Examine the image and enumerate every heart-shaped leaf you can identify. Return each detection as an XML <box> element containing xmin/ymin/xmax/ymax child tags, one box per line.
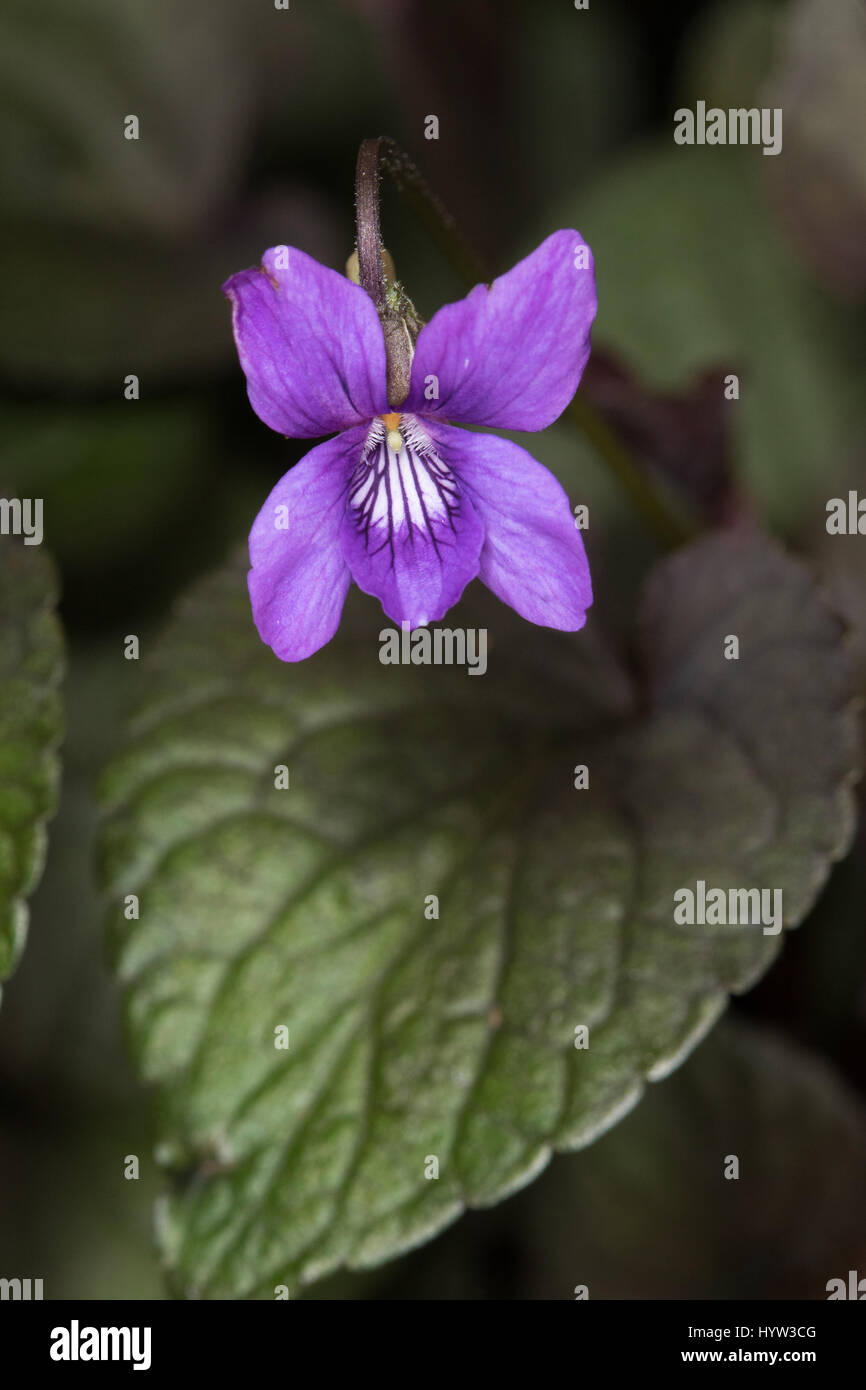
<box><xmin>0</xmin><ymin>534</ymin><xmax>64</xmax><ymax>999</ymax></box>
<box><xmin>375</xmin><ymin>1019</ymin><xmax>866</xmax><ymax>1300</ymax></box>
<box><xmin>98</xmin><ymin>527</ymin><xmax>859</xmax><ymax>1296</ymax></box>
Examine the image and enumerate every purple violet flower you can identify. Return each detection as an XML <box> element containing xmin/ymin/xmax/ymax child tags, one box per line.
<box><xmin>224</xmin><ymin>230</ymin><xmax>597</xmax><ymax>661</ymax></box>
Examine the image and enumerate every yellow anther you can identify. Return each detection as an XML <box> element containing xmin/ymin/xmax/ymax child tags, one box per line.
<box><xmin>381</xmin><ymin>412</ymin><xmax>403</xmax><ymax>453</ymax></box>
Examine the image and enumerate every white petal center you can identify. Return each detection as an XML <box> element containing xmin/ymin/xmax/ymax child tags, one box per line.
<box><xmin>348</xmin><ymin>415</ymin><xmax>459</xmax><ymax>548</ymax></box>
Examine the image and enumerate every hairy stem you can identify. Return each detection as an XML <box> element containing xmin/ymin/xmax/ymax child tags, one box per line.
<box><xmin>355</xmin><ymin>139</ymin><xmax>387</xmax><ymax>308</ymax></box>
<box><xmin>355</xmin><ymin>137</ymin><xmax>487</xmax><ymax>299</ymax></box>
<box><xmin>355</xmin><ymin>136</ymin><xmax>696</xmax><ymax>545</ymax></box>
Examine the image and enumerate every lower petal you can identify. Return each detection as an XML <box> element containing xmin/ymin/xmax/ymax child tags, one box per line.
<box><xmin>248</xmin><ymin>428</ymin><xmax>363</xmax><ymax>661</ymax></box>
<box><xmin>434</xmin><ymin>424</ymin><xmax>592</xmax><ymax>630</ymax></box>
<box><xmin>340</xmin><ymin>416</ymin><xmax>483</xmax><ymax>626</ymax></box>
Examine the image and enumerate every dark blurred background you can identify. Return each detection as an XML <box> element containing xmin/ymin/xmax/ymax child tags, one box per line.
<box><xmin>0</xmin><ymin>0</ymin><xmax>864</xmax><ymax>1298</ymax></box>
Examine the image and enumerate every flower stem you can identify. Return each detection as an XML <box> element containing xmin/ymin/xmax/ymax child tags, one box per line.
<box><xmin>355</xmin><ymin>137</ymin><xmax>487</xmax><ymax>302</ymax></box>
<box><xmin>355</xmin><ymin>137</ymin><xmax>697</xmax><ymax>547</ymax></box>
<box><xmin>354</xmin><ymin>140</ymin><xmax>387</xmax><ymax>308</ymax></box>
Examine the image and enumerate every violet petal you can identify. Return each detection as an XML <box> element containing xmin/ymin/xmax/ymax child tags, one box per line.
<box><xmin>435</xmin><ymin>423</ymin><xmax>592</xmax><ymax>630</ymax></box>
<box><xmin>404</xmin><ymin>230</ymin><xmax>597</xmax><ymax>432</ymax></box>
<box><xmin>224</xmin><ymin>247</ymin><xmax>389</xmax><ymax>439</ymax></box>
<box><xmin>248</xmin><ymin>427</ymin><xmax>365</xmax><ymax>661</ymax></box>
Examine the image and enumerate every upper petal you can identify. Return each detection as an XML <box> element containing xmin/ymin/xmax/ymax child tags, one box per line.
<box><xmin>435</xmin><ymin>424</ymin><xmax>592</xmax><ymax>631</ymax></box>
<box><xmin>224</xmin><ymin>247</ymin><xmax>389</xmax><ymax>439</ymax></box>
<box><xmin>340</xmin><ymin>416</ymin><xmax>483</xmax><ymax>627</ymax></box>
<box><xmin>248</xmin><ymin>427</ymin><xmax>365</xmax><ymax>661</ymax></box>
<box><xmin>404</xmin><ymin>230</ymin><xmax>597</xmax><ymax>431</ymax></box>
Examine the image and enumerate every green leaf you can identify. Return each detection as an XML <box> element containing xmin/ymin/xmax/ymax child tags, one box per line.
<box><xmin>559</xmin><ymin>144</ymin><xmax>863</xmax><ymax>530</ymax></box>
<box><xmin>375</xmin><ymin>1019</ymin><xmax>866</xmax><ymax>1300</ymax></box>
<box><xmin>97</xmin><ymin>528</ymin><xmax>858</xmax><ymax>1297</ymax></box>
<box><xmin>0</xmin><ymin>534</ymin><xmax>64</xmax><ymax>996</ymax></box>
